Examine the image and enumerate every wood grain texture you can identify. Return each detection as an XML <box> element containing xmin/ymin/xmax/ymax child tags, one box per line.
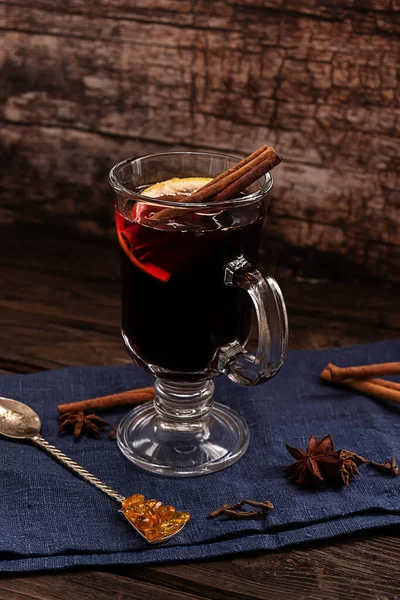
<box><xmin>0</xmin><ymin>223</ymin><xmax>399</xmax><ymax>599</ymax></box>
<box><xmin>1</xmin><ymin>1</ymin><xmax>399</xmax><ymax>281</ymax></box>
<box><xmin>2</xmin><ymin>534</ymin><xmax>400</xmax><ymax>600</ymax></box>
<box><xmin>0</xmin><ymin>571</ymin><xmax>214</xmax><ymax>600</ymax></box>
<box><xmin>126</xmin><ymin>534</ymin><xmax>400</xmax><ymax>600</ymax></box>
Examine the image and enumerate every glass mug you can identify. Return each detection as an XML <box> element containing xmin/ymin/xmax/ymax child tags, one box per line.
<box><xmin>109</xmin><ymin>152</ymin><xmax>288</xmax><ymax>476</ymax></box>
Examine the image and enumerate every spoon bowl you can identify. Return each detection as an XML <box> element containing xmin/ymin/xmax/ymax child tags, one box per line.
<box><xmin>0</xmin><ymin>397</ymin><xmax>41</xmax><ymax>439</ymax></box>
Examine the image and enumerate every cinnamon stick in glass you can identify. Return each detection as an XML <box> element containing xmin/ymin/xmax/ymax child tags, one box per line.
<box><xmin>195</xmin><ymin>144</ymin><xmax>270</xmax><ymax>190</ymax></box>
<box><xmin>150</xmin><ymin>145</ymin><xmax>281</xmax><ymax>222</ymax></box>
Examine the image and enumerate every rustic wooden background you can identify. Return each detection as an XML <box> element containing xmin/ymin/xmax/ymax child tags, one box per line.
<box><xmin>1</xmin><ymin>0</ymin><xmax>399</xmax><ymax>281</ymax></box>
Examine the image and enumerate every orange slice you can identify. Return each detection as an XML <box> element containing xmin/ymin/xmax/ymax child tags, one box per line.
<box><xmin>117</xmin><ymin>222</ymin><xmax>171</xmax><ymax>283</ymax></box>
<box><xmin>116</xmin><ymin>177</ymin><xmax>212</xmax><ymax>282</ymax></box>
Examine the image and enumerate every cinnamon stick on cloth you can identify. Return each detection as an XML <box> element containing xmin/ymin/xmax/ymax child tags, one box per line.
<box><xmin>327</xmin><ymin>362</ymin><xmax>400</xmax><ymax>381</ymax></box>
<box><xmin>58</xmin><ymin>387</ymin><xmax>155</xmax><ymax>415</ymax></box>
<box><xmin>320</xmin><ymin>365</ymin><xmax>400</xmax><ymax>406</ymax></box>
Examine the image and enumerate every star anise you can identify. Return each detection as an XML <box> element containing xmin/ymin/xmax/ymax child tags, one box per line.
<box><xmin>58</xmin><ymin>411</ymin><xmax>110</xmax><ymax>439</ymax></box>
<box><xmin>284</xmin><ymin>434</ymin><xmax>341</xmax><ymax>486</ymax></box>
<box><xmin>284</xmin><ymin>434</ymin><xmax>366</xmax><ymax>487</ymax></box>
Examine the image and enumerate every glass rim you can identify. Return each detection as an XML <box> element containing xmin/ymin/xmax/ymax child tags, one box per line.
<box><xmin>109</xmin><ymin>151</ymin><xmax>274</xmax><ymax>209</ymax></box>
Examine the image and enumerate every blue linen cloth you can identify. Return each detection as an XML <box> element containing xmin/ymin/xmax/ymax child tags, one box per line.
<box><xmin>0</xmin><ymin>339</ymin><xmax>399</xmax><ymax>573</ymax></box>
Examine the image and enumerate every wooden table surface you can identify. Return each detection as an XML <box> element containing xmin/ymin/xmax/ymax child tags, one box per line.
<box><xmin>1</xmin><ymin>224</ymin><xmax>399</xmax><ymax>600</ymax></box>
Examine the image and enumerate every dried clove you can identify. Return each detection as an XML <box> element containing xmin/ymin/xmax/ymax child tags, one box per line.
<box><xmin>209</xmin><ymin>499</ymin><xmax>273</xmax><ymax>519</ymax></box>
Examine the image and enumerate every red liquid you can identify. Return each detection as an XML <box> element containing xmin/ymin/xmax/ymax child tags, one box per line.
<box><xmin>116</xmin><ymin>207</ymin><xmax>263</xmax><ymax>374</ymax></box>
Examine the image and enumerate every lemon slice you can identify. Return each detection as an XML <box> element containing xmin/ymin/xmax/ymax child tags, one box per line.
<box><xmin>142</xmin><ymin>177</ymin><xmax>212</xmax><ymax>198</ymax></box>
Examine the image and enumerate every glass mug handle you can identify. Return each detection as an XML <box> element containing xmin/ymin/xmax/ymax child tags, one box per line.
<box><xmin>218</xmin><ymin>257</ymin><xmax>289</xmax><ymax>386</ymax></box>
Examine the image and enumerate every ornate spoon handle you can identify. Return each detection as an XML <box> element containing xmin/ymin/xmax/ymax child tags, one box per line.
<box><xmin>32</xmin><ymin>433</ymin><xmax>125</xmax><ymax>503</ymax></box>
<box><xmin>30</xmin><ymin>433</ymin><xmax>190</xmax><ymax>543</ymax></box>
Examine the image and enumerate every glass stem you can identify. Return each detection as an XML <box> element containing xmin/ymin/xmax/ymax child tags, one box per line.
<box><xmin>154</xmin><ymin>378</ymin><xmax>215</xmax><ymax>428</ymax></box>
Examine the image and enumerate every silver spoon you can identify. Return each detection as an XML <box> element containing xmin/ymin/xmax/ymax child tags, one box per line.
<box><xmin>0</xmin><ymin>397</ymin><xmax>190</xmax><ymax>544</ymax></box>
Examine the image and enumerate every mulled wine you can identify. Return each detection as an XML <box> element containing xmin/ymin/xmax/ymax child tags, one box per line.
<box><xmin>110</xmin><ymin>151</ymin><xmax>288</xmax><ymax>476</ymax></box>
<box><xmin>115</xmin><ymin>206</ymin><xmax>263</xmax><ymax>375</ymax></box>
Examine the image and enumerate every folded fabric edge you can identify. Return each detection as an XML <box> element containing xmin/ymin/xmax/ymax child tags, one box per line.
<box><xmin>2</xmin><ymin>503</ymin><xmax>399</xmax><ymax>559</ymax></box>
<box><xmin>1</xmin><ymin>512</ymin><xmax>399</xmax><ymax>574</ymax></box>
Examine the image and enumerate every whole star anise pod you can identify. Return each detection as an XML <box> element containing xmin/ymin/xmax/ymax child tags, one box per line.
<box><xmin>284</xmin><ymin>434</ymin><xmax>366</xmax><ymax>487</ymax></box>
<box><xmin>284</xmin><ymin>434</ymin><xmax>341</xmax><ymax>486</ymax></box>
<box><xmin>58</xmin><ymin>411</ymin><xmax>110</xmax><ymax>439</ymax></box>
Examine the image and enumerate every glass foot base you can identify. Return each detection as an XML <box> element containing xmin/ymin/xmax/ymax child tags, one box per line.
<box><xmin>117</xmin><ymin>402</ymin><xmax>249</xmax><ymax>477</ymax></box>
